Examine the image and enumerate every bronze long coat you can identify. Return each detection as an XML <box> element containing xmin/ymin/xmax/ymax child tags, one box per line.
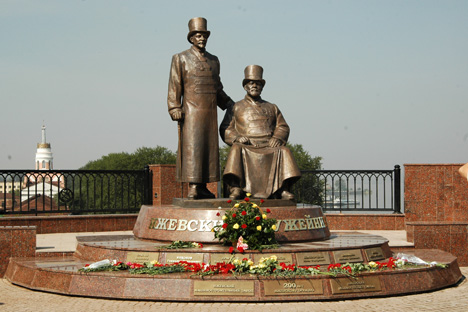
<box><xmin>220</xmin><ymin>95</ymin><xmax>301</xmax><ymax>198</ymax></box>
<box><xmin>168</xmin><ymin>46</ymin><xmax>232</xmax><ymax>183</ymax></box>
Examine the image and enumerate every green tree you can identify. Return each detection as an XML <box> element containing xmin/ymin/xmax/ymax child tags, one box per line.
<box><xmin>287</xmin><ymin>143</ymin><xmax>323</xmax><ymax>206</ymax></box>
<box><xmin>72</xmin><ymin>146</ymin><xmax>176</xmax><ymax>214</ymax></box>
<box><xmin>80</xmin><ymin>146</ymin><xmax>176</xmax><ymax>170</ymax></box>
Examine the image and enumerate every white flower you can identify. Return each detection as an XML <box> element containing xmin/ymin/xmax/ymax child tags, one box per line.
<box><xmin>86</xmin><ymin>259</ymin><xmax>111</xmax><ymax>269</ymax></box>
<box><xmin>395</xmin><ymin>259</ymin><xmax>406</xmax><ymax>268</ymax></box>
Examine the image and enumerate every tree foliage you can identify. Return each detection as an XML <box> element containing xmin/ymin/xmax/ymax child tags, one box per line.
<box><xmin>70</xmin><ymin>146</ymin><xmax>176</xmax><ymax>214</ymax></box>
<box><xmin>80</xmin><ymin>146</ymin><xmax>176</xmax><ymax>170</ymax></box>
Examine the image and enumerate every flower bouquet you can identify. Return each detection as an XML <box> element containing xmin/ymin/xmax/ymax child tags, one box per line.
<box><xmin>212</xmin><ymin>194</ymin><xmax>278</xmax><ymax>251</ymax></box>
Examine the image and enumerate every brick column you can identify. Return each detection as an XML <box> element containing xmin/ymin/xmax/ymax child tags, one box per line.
<box><xmin>0</xmin><ymin>226</ymin><xmax>36</xmax><ymax>277</ymax></box>
<box><xmin>148</xmin><ymin>164</ymin><xmax>218</xmax><ymax>206</ymax></box>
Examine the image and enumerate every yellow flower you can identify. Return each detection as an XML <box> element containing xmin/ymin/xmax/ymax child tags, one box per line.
<box><xmin>233</xmin><ymin>259</ymin><xmax>241</xmax><ymax>265</ymax></box>
<box><xmin>246</xmin><ymin>193</ymin><xmax>251</xmax><ymax>197</ymax></box>
<box><xmin>233</xmin><ymin>223</ymin><xmax>239</xmax><ymax>229</ymax></box>
<box><xmin>247</xmin><ymin>259</ymin><xmax>254</xmax><ymax>266</ymax></box>
<box><xmin>150</xmin><ymin>260</ymin><xmax>159</xmax><ymax>266</ymax></box>
<box><xmin>211</xmin><ymin>228</ymin><xmax>214</xmax><ymax>232</ymax></box>
<box><xmin>257</xmin><ymin>225</ymin><xmax>262</xmax><ymax>231</ymax></box>
<box><xmin>271</xmin><ymin>224</ymin><xmax>277</xmax><ymax>230</ymax></box>
<box><xmin>252</xmin><ymin>203</ymin><xmax>258</xmax><ymax>208</ymax></box>
<box><xmin>234</xmin><ymin>203</ymin><xmax>240</xmax><ymax>208</ymax></box>
<box><xmin>222</xmin><ymin>215</ymin><xmax>227</xmax><ymax>220</ymax></box>
<box><xmin>368</xmin><ymin>261</ymin><xmax>378</xmax><ymax>268</ymax></box>
<box><xmin>262</xmin><ymin>214</ymin><xmax>267</xmax><ymax>219</ymax></box>
<box><xmin>270</xmin><ymin>255</ymin><xmax>277</xmax><ymax>261</ymax></box>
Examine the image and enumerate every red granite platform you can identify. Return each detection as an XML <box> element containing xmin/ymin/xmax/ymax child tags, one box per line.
<box><xmin>5</xmin><ymin>246</ymin><xmax>462</xmax><ymax>302</ymax></box>
<box><xmin>133</xmin><ymin>201</ymin><xmax>330</xmax><ymax>243</ymax></box>
<box><xmin>4</xmin><ymin>200</ymin><xmax>464</xmax><ymax>301</ymax></box>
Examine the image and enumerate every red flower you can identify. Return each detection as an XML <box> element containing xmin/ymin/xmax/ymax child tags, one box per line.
<box><xmin>241</xmin><ymin>211</ymin><xmax>247</xmax><ymax>216</ymax></box>
<box><xmin>222</xmin><ymin>223</ymin><xmax>228</xmax><ymax>229</ymax></box>
<box><xmin>266</xmin><ymin>208</ymin><xmax>271</xmax><ymax>213</ymax></box>
<box><xmin>227</xmin><ymin>199</ymin><xmax>232</xmax><ymax>203</ymax></box>
<box><xmin>237</xmin><ymin>246</ymin><xmax>244</xmax><ymax>253</ymax></box>
<box><xmin>241</xmin><ymin>224</ymin><xmax>247</xmax><ymax>229</ymax></box>
<box><xmin>232</xmin><ymin>213</ymin><xmax>237</xmax><ymax>218</ymax></box>
<box><xmin>260</xmin><ymin>199</ymin><xmax>265</xmax><ymax>203</ymax></box>
<box><xmin>85</xmin><ymin>264</ymin><xmax>90</xmax><ymax>267</ymax></box>
<box><xmin>243</xmin><ymin>258</ymin><xmax>248</xmax><ymax>261</ymax></box>
<box><xmin>229</xmin><ymin>247</ymin><xmax>234</xmax><ymax>254</ymax></box>
<box><xmin>216</xmin><ymin>212</ymin><xmax>220</xmax><ymax>216</ymax></box>
<box><xmin>244</xmin><ymin>197</ymin><xmax>250</xmax><ymax>202</ymax></box>
<box><xmin>198</xmin><ymin>243</ymin><xmax>203</xmax><ymax>248</ymax></box>
<box><xmin>255</xmin><ymin>216</ymin><xmax>261</xmax><ymax>221</ymax></box>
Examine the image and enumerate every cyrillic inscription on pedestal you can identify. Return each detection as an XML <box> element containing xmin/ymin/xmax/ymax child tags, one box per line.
<box><xmin>365</xmin><ymin>247</ymin><xmax>385</xmax><ymax>261</ymax></box>
<box><xmin>126</xmin><ymin>252</ymin><xmax>160</xmax><ymax>264</ymax></box>
<box><xmin>210</xmin><ymin>253</ymin><xmax>252</xmax><ymax>265</ymax></box>
<box><xmin>296</xmin><ymin>252</ymin><xmax>331</xmax><ymax>266</ymax></box>
<box><xmin>255</xmin><ymin>253</ymin><xmax>293</xmax><ymax>265</ymax></box>
<box><xmin>264</xmin><ymin>280</ymin><xmax>323</xmax><ymax>296</ymax></box>
<box><xmin>333</xmin><ymin>249</ymin><xmax>363</xmax><ymax>263</ymax></box>
<box><xmin>165</xmin><ymin>253</ymin><xmax>204</xmax><ymax>264</ymax></box>
<box><xmin>330</xmin><ymin>276</ymin><xmax>381</xmax><ymax>294</ymax></box>
<box><xmin>193</xmin><ymin>281</ymin><xmax>255</xmax><ymax>296</ymax></box>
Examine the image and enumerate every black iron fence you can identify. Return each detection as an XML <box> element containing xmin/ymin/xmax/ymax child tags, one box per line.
<box><xmin>294</xmin><ymin>165</ymin><xmax>401</xmax><ymax>213</ymax></box>
<box><xmin>0</xmin><ymin>165</ymin><xmax>401</xmax><ymax>215</ymax></box>
<box><xmin>0</xmin><ymin>167</ymin><xmax>151</xmax><ymax>215</ymax></box>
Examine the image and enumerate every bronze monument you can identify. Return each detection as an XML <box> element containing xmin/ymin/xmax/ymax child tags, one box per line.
<box><xmin>167</xmin><ymin>17</ymin><xmax>234</xmax><ymax>199</ymax></box>
<box><xmin>220</xmin><ymin>65</ymin><xmax>301</xmax><ymax>200</ymax></box>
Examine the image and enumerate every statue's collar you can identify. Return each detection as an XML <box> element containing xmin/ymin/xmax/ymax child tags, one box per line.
<box><xmin>245</xmin><ymin>95</ymin><xmax>264</xmax><ymax>105</ymax></box>
<box><xmin>190</xmin><ymin>46</ymin><xmax>206</xmax><ymax>60</ymax></box>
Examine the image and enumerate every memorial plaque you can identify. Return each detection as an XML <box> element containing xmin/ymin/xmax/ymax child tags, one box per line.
<box><xmin>165</xmin><ymin>253</ymin><xmax>204</xmax><ymax>264</ymax></box>
<box><xmin>210</xmin><ymin>253</ymin><xmax>252</xmax><ymax>265</ymax></box>
<box><xmin>333</xmin><ymin>249</ymin><xmax>363</xmax><ymax>263</ymax></box>
<box><xmin>264</xmin><ymin>279</ymin><xmax>323</xmax><ymax>296</ymax></box>
<box><xmin>365</xmin><ymin>247</ymin><xmax>385</xmax><ymax>261</ymax></box>
<box><xmin>126</xmin><ymin>252</ymin><xmax>160</xmax><ymax>264</ymax></box>
<box><xmin>193</xmin><ymin>281</ymin><xmax>255</xmax><ymax>296</ymax></box>
<box><xmin>256</xmin><ymin>253</ymin><xmax>293</xmax><ymax>265</ymax></box>
<box><xmin>296</xmin><ymin>252</ymin><xmax>331</xmax><ymax>266</ymax></box>
<box><xmin>330</xmin><ymin>276</ymin><xmax>381</xmax><ymax>294</ymax></box>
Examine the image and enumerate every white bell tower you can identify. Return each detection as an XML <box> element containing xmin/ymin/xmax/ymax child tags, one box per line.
<box><xmin>35</xmin><ymin>125</ymin><xmax>53</xmax><ymax>170</ymax></box>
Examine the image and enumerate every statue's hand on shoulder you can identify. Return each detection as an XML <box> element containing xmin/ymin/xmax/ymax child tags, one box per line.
<box><xmin>170</xmin><ymin>109</ymin><xmax>184</xmax><ymax>121</ymax></box>
<box><xmin>236</xmin><ymin>137</ymin><xmax>251</xmax><ymax>145</ymax></box>
<box><xmin>268</xmin><ymin>137</ymin><xmax>284</xmax><ymax>148</ymax></box>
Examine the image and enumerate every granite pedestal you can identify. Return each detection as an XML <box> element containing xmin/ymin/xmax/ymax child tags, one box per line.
<box><xmin>4</xmin><ymin>200</ymin><xmax>464</xmax><ymax>301</ymax></box>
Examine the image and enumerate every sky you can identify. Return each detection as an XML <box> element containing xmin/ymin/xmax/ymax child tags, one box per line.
<box><xmin>1</xmin><ymin>0</ymin><xmax>467</xmax><ymax>170</ymax></box>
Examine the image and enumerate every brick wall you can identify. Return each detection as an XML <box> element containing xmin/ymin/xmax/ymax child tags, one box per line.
<box><xmin>0</xmin><ymin>226</ymin><xmax>36</xmax><ymax>277</ymax></box>
<box><xmin>405</xmin><ymin>164</ymin><xmax>468</xmax><ymax>222</ymax></box>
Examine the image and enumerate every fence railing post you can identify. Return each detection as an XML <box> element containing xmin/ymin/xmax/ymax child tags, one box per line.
<box><xmin>393</xmin><ymin>165</ymin><xmax>401</xmax><ymax>214</ymax></box>
<box><xmin>143</xmin><ymin>165</ymin><xmax>151</xmax><ymax>205</ymax></box>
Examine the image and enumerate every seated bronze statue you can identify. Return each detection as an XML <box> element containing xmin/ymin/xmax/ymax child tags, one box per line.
<box><xmin>220</xmin><ymin>65</ymin><xmax>301</xmax><ymax>200</ymax></box>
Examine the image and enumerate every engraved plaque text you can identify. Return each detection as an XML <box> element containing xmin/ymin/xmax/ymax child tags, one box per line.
<box><xmin>333</xmin><ymin>249</ymin><xmax>363</xmax><ymax>263</ymax></box>
<box><xmin>194</xmin><ymin>281</ymin><xmax>255</xmax><ymax>296</ymax></box>
<box><xmin>264</xmin><ymin>279</ymin><xmax>323</xmax><ymax>296</ymax></box>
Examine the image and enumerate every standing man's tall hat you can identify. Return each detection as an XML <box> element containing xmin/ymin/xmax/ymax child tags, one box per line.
<box><xmin>243</xmin><ymin>65</ymin><xmax>266</xmax><ymax>87</ymax></box>
<box><xmin>187</xmin><ymin>17</ymin><xmax>211</xmax><ymax>43</ymax></box>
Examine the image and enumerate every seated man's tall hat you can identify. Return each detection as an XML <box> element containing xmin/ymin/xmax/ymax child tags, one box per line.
<box><xmin>187</xmin><ymin>17</ymin><xmax>211</xmax><ymax>43</ymax></box>
<box><xmin>242</xmin><ymin>65</ymin><xmax>266</xmax><ymax>87</ymax></box>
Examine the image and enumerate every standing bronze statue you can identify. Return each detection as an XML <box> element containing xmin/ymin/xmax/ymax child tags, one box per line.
<box><xmin>220</xmin><ymin>65</ymin><xmax>301</xmax><ymax>200</ymax></box>
<box><xmin>168</xmin><ymin>17</ymin><xmax>234</xmax><ymax>199</ymax></box>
